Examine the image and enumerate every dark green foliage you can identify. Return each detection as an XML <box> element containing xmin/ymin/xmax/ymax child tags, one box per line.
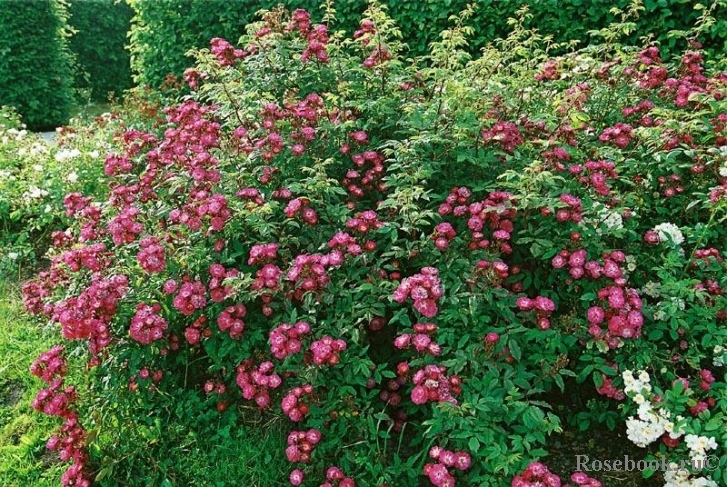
<box><xmin>0</xmin><ymin>0</ymin><xmax>75</xmax><ymax>130</ymax></box>
<box><xmin>68</xmin><ymin>0</ymin><xmax>134</xmax><ymax>102</ymax></box>
<box><xmin>128</xmin><ymin>0</ymin><xmax>727</xmax><ymax>91</ymax></box>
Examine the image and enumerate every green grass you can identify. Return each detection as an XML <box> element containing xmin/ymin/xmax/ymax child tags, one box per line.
<box><xmin>0</xmin><ymin>280</ymin><xmax>66</xmax><ymax>487</ymax></box>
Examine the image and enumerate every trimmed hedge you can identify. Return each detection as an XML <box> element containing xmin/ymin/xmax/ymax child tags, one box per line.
<box><xmin>128</xmin><ymin>0</ymin><xmax>727</xmax><ymax>90</ymax></box>
<box><xmin>68</xmin><ymin>0</ymin><xmax>134</xmax><ymax>102</ymax></box>
<box><xmin>0</xmin><ymin>0</ymin><xmax>75</xmax><ymax>131</ymax></box>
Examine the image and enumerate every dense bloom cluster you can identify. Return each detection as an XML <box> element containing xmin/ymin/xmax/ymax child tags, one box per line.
<box><xmin>137</xmin><ymin>236</ymin><xmax>165</xmax><ymax>273</ymax></box>
<box><xmin>394</xmin><ymin>322</ymin><xmax>441</xmax><ymax>355</ymax></box>
<box><xmin>287</xmin><ymin>253</ymin><xmax>341</xmax><ymax>299</ymax></box>
<box><xmin>598</xmin><ymin>122</ymin><xmax>634</xmax><ymax>148</ymax></box>
<box><xmin>248</xmin><ymin>242</ymin><xmax>280</xmax><ymax>265</ymax></box>
<box><xmin>432</xmin><ymin>222</ymin><xmax>457</xmax><ymax>250</ymax></box>
<box><xmin>285</xmin><ymin>428</ymin><xmax>321</xmax><ymax>463</ymax></box>
<box><xmin>320</xmin><ymin>466</ymin><xmax>355</xmax><ymax>487</ymax></box>
<box><xmin>310</xmin><ymin>336</ymin><xmax>347</xmax><ymax>366</ymax></box>
<box><xmin>481</xmin><ymin>120</ymin><xmax>525</xmax><ymax>153</ymax></box>
<box><xmin>51</xmin><ymin>275</ymin><xmax>128</xmax><ymax>359</ymax></box>
<box><xmin>30</xmin><ymin>345</ymin><xmax>68</xmax><ymax>382</ymax></box>
<box><xmin>210</xmin><ymin>37</ymin><xmax>247</xmax><ymax>66</ymax></box>
<box><xmin>59</xmin><ymin>243</ymin><xmax>108</xmax><ymax>273</ymax></box>
<box><xmin>208</xmin><ymin>263</ymin><xmax>237</xmax><ymax>302</ymax></box>
<box><xmin>515</xmin><ymin>295</ymin><xmax>557</xmax><ymax>331</ymax></box>
<box><xmin>284</xmin><ymin>197</ymin><xmax>319</xmax><ymax>225</ymax></box>
<box><xmin>172</xmin><ymin>279</ymin><xmax>207</xmax><ymax>316</ymax></box>
<box><xmin>129</xmin><ymin>303</ymin><xmax>168</xmax><ymax>345</ymax></box>
<box><xmin>108</xmin><ymin>205</ymin><xmax>143</xmax><ymax>245</ymax></box>
<box><xmin>410</xmin><ymin>365</ymin><xmax>461</xmax><ymax>405</ymax></box>
<box><xmin>236</xmin><ymin>360</ymin><xmax>282</xmax><ymax>408</ymax></box>
<box><xmin>511</xmin><ymin>462</ymin><xmax>563</xmax><ymax>487</ymax></box>
<box><xmin>281</xmin><ymin>384</ymin><xmax>313</xmax><ymax>422</ymax></box>
<box><xmin>270</xmin><ymin>321</ymin><xmax>311</xmax><ymax>359</ymax></box>
<box><xmin>393</xmin><ymin>267</ymin><xmax>443</xmax><ymax>318</ymax></box>
<box><xmin>216</xmin><ymin>304</ymin><xmax>247</xmax><ymax>339</ymax></box>
<box><xmin>423</xmin><ymin>446</ymin><xmax>471</xmax><ymax>486</ymax></box>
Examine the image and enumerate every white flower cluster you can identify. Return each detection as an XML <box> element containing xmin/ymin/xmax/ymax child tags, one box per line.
<box><xmin>585</xmin><ymin>203</ymin><xmax>624</xmax><ymax>234</ymax></box>
<box><xmin>55</xmin><ymin>148</ymin><xmax>82</xmax><ymax>162</ymax></box>
<box><xmin>622</xmin><ymin>370</ymin><xmax>684</xmax><ymax>448</ymax></box>
<box><xmin>664</xmin><ymin>465</ymin><xmax>717</xmax><ymax>487</ymax></box>
<box><xmin>653</xmin><ymin>222</ymin><xmax>685</xmax><ymax>245</ymax></box>
<box><xmin>684</xmin><ymin>434</ymin><xmax>718</xmax><ymax>465</ymax></box>
<box><xmin>22</xmin><ymin>185</ymin><xmax>49</xmax><ymax>201</ymax></box>
<box><xmin>713</xmin><ymin>346</ymin><xmax>725</xmax><ymax>367</ymax></box>
<box><xmin>642</xmin><ymin>281</ymin><xmax>661</xmax><ymax>298</ymax></box>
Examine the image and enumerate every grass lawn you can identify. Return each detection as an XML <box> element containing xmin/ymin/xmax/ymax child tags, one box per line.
<box><xmin>0</xmin><ymin>280</ymin><xmax>65</xmax><ymax>486</ymax></box>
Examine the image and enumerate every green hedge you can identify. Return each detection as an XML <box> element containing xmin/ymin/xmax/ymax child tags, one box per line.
<box><xmin>128</xmin><ymin>0</ymin><xmax>727</xmax><ymax>90</ymax></box>
<box><xmin>0</xmin><ymin>0</ymin><xmax>75</xmax><ymax>131</ymax></box>
<box><xmin>68</xmin><ymin>0</ymin><xmax>134</xmax><ymax>102</ymax></box>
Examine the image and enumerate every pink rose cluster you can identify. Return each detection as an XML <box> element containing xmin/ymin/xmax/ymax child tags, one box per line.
<box><xmin>59</xmin><ymin>242</ymin><xmax>108</xmax><ymax>273</ymax></box>
<box><xmin>270</xmin><ymin>321</ymin><xmax>311</xmax><ymax>359</ymax></box>
<box><xmin>285</xmin><ymin>197</ymin><xmax>319</xmax><ymax>225</ymax></box>
<box><xmin>515</xmin><ymin>295</ymin><xmax>557</xmax><ymax>331</ymax></box>
<box><xmin>137</xmin><ymin>236</ymin><xmax>165</xmax><ymax>273</ymax></box>
<box><xmin>30</xmin><ymin>345</ymin><xmax>67</xmax><ymax>382</ymax></box>
<box><xmin>129</xmin><ymin>303</ymin><xmax>168</xmax><ymax>345</ymax></box>
<box><xmin>310</xmin><ymin>336</ymin><xmax>347</xmax><ymax>366</ymax></box>
<box><xmin>287</xmin><ymin>253</ymin><xmax>342</xmax><ymax>300</ymax></box>
<box><xmin>281</xmin><ymin>384</ymin><xmax>313</xmax><ymax>422</ymax></box>
<box><xmin>394</xmin><ymin>322</ymin><xmax>441</xmax><ymax>356</ymax></box>
<box><xmin>216</xmin><ymin>304</ymin><xmax>247</xmax><ymax>340</ymax></box>
<box><xmin>31</xmin><ymin>346</ymin><xmax>91</xmax><ymax>486</ymax></box>
<box><xmin>423</xmin><ymin>446</ymin><xmax>472</xmax><ymax>487</ymax></box>
<box><xmin>208</xmin><ymin>263</ymin><xmax>237</xmax><ymax>302</ymax></box>
<box><xmin>393</xmin><ymin>267</ymin><xmax>443</xmax><ymax>318</ymax></box>
<box><xmin>320</xmin><ymin>466</ymin><xmax>355</xmax><ymax>487</ymax></box>
<box><xmin>236</xmin><ymin>360</ymin><xmax>282</xmax><ymax>408</ymax></box>
<box><xmin>512</xmin><ymin>462</ymin><xmax>602</xmax><ymax>487</ymax></box>
<box><xmin>172</xmin><ymin>279</ymin><xmax>207</xmax><ymax>316</ymax></box>
<box><xmin>481</xmin><ymin>120</ymin><xmax>525</xmax><ymax>153</ymax></box>
<box><xmin>340</xmin><ymin>130</ymin><xmax>387</xmax><ymax>197</ymax></box>
<box><xmin>432</xmin><ymin>222</ymin><xmax>457</xmax><ymax>250</ymax></box>
<box><xmin>285</xmin><ymin>428</ymin><xmax>321</xmax><ymax>463</ymax></box>
<box><xmin>410</xmin><ymin>365</ymin><xmax>461</xmax><ymax>406</ymax></box>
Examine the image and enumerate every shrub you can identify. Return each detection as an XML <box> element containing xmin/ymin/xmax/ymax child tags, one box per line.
<box><xmin>67</xmin><ymin>0</ymin><xmax>134</xmax><ymax>102</ymax></box>
<box><xmin>0</xmin><ymin>0</ymin><xmax>75</xmax><ymax>131</ymax></box>
<box><xmin>127</xmin><ymin>0</ymin><xmax>727</xmax><ymax>90</ymax></box>
<box><xmin>24</xmin><ymin>3</ymin><xmax>727</xmax><ymax>486</ymax></box>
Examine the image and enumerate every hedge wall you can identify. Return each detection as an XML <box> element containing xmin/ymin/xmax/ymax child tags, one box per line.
<box><xmin>0</xmin><ymin>0</ymin><xmax>75</xmax><ymax>131</ymax></box>
<box><xmin>128</xmin><ymin>0</ymin><xmax>727</xmax><ymax>90</ymax></box>
<box><xmin>68</xmin><ymin>0</ymin><xmax>134</xmax><ymax>102</ymax></box>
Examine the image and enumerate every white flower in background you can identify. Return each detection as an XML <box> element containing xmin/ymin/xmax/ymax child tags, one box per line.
<box><xmin>8</xmin><ymin>252</ymin><xmax>18</xmax><ymax>260</ymax></box>
<box><xmin>89</xmin><ymin>150</ymin><xmax>100</xmax><ymax>159</ymax></box>
<box><xmin>713</xmin><ymin>345</ymin><xmax>725</xmax><ymax>367</ymax></box>
<box><xmin>719</xmin><ymin>163</ymin><xmax>727</xmax><ymax>178</ymax></box>
<box><xmin>625</xmin><ymin>255</ymin><xmax>637</xmax><ymax>272</ymax></box>
<box><xmin>44</xmin><ymin>204</ymin><xmax>52</xmax><ymax>213</ymax></box>
<box><xmin>24</xmin><ymin>185</ymin><xmax>49</xmax><ymax>200</ymax></box>
<box><xmin>55</xmin><ymin>148</ymin><xmax>81</xmax><ymax>162</ymax></box>
<box><xmin>586</xmin><ymin>203</ymin><xmax>624</xmax><ymax>234</ymax></box>
<box><xmin>17</xmin><ymin>147</ymin><xmax>27</xmax><ymax>156</ymax></box>
<box><xmin>642</xmin><ymin>281</ymin><xmax>661</xmax><ymax>298</ymax></box>
<box><xmin>664</xmin><ymin>464</ymin><xmax>717</xmax><ymax>487</ymax></box>
<box><xmin>67</xmin><ymin>171</ymin><xmax>79</xmax><ymax>183</ymax></box>
<box><xmin>653</xmin><ymin>222</ymin><xmax>684</xmax><ymax>245</ymax></box>
<box><xmin>685</xmin><ymin>434</ymin><xmax>718</xmax><ymax>459</ymax></box>
<box><xmin>29</xmin><ymin>143</ymin><xmax>49</xmax><ymax>157</ymax></box>
<box><xmin>33</xmin><ymin>164</ymin><xmax>43</xmax><ymax>172</ymax></box>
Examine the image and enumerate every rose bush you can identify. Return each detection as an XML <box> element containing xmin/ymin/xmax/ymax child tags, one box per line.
<box><xmin>22</xmin><ymin>2</ymin><xmax>727</xmax><ymax>486</ymax></box>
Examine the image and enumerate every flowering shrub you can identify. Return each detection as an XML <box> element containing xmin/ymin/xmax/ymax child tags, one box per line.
<box><xmin>22</xmin><ymin>3</ymin><xmax>727</xmax><ymax>486</ymax></box>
